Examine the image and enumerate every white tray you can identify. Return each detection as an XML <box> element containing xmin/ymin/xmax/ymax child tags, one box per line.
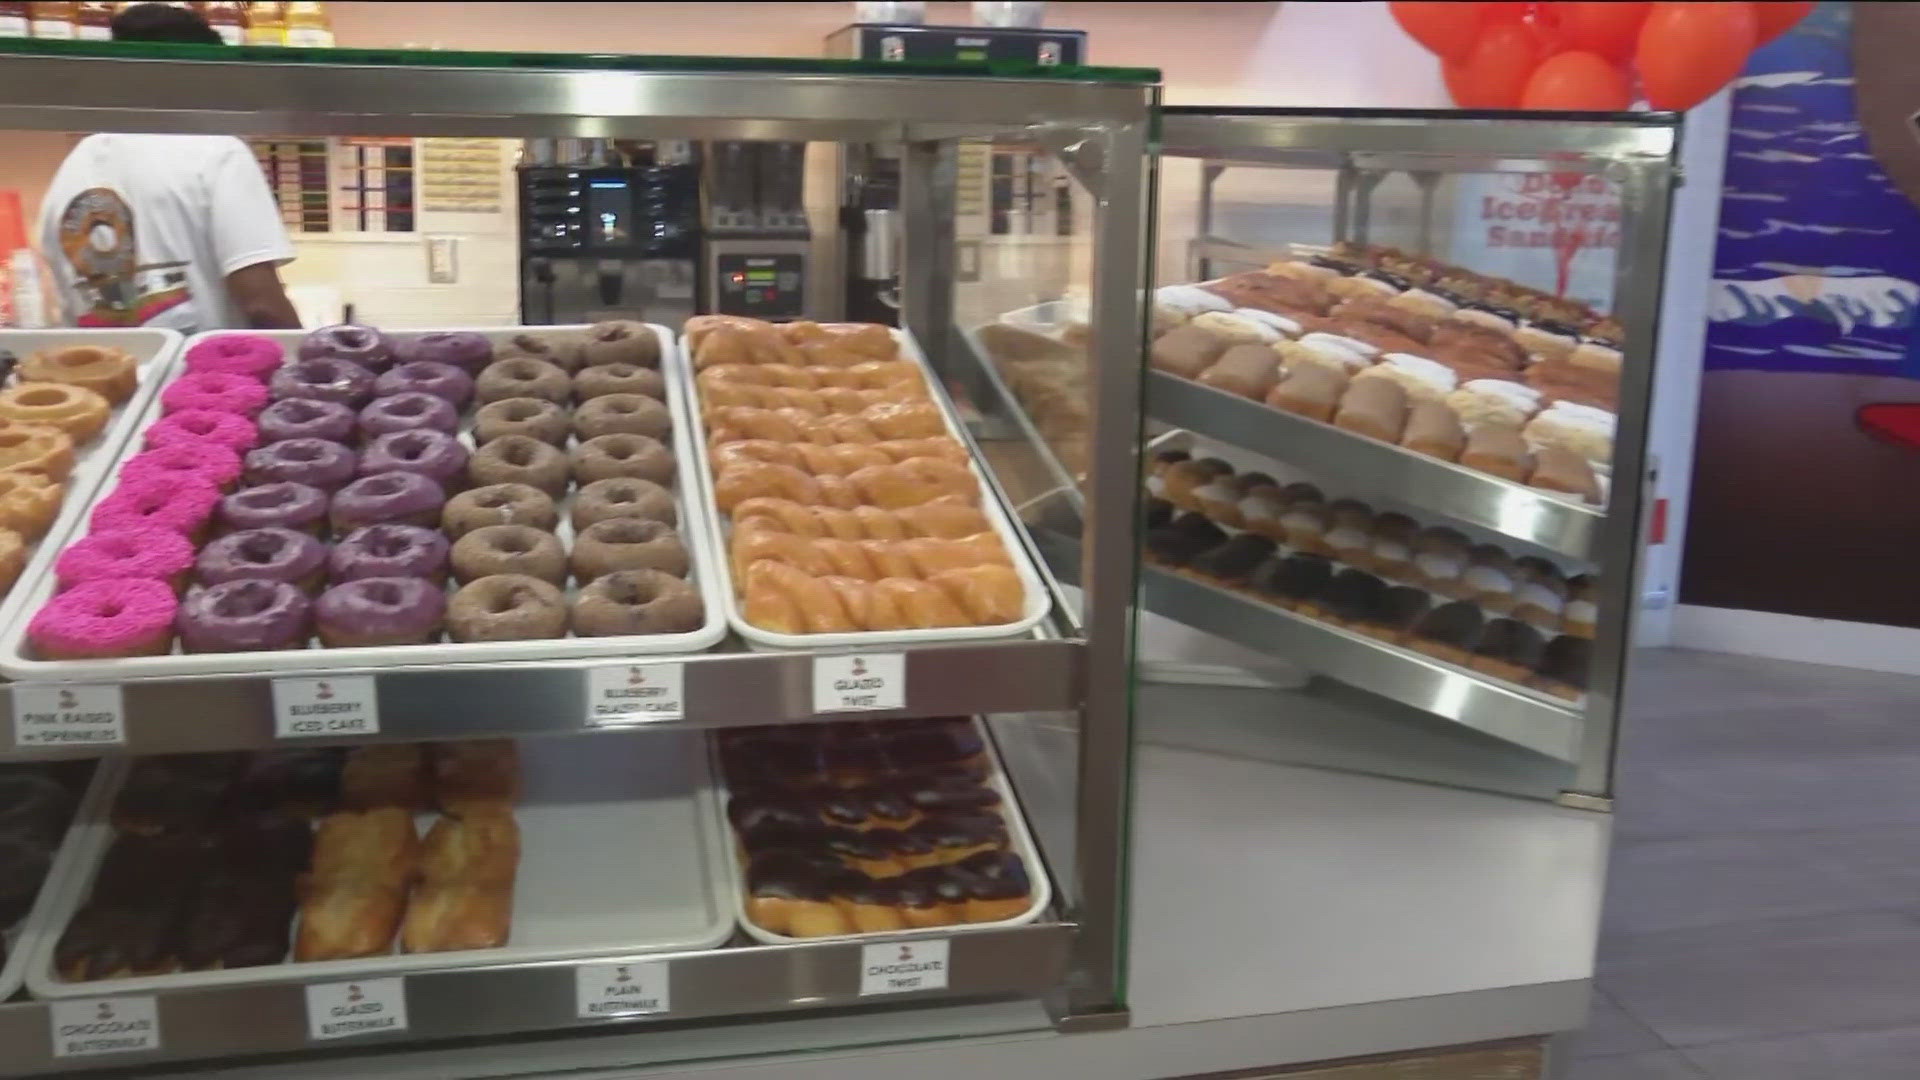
<box><xmin>675</xmin><ymin>327</ymin><xmax>1051</xmax><ymax>649</ymax></box>
<box><xmin>29</xmin><ymin>731</ymin><xmax>735</xmax><ymax>996</ymax></box>
<box><xmin>0</xmin><ymin>324</ymin><xmax>727</xmax><ymax>681</ymax></box>
<box><xmin>713</xmin><ymin>718</ymin><xmax>1052</xmax><ymax>945</ymax></box>
<box><xmin>0</xmin><ymin>759</ymin><xmax>121</xmax><ymax>1002</ymax></box>
<box><xmin>0</xmin><ymin>329</ymin><xmax>183</xmax><ymax>652</ymax></box>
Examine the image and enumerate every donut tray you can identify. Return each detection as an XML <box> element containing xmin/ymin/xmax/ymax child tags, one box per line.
<box><xmin>0</xmin><ymin>760</ymin><xmax>114</xmax><ymax>1003</ymax></box>
<box><xmin>28</xmin><ymin>730</ymin><xmax>736</xmax><ymax>997</ymax></box>
<box><xmin>709</xmin><ymin>717</ymin><xmax>1053</xmax><ymax>946</ymax></box>
<box><xmin>0</xmin><ymin>329</ymin><xmax>184</xmax><ymax>662</ymax></box>
<box><xmin>0</xmin><ymin>324</ymin><xmax>729</xmax><ymax>681</ymax></box>
<box><xmin>674</xmin><ymin>327</ymin><xmax>1053</xmax><ymax>650</ymax></box>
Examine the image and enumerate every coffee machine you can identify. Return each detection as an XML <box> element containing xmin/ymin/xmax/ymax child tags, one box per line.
<box><xmin>700</xmin><ymin>141</ymin><xmax>818</xmax><ymax>321</ymax></box>
<box><xmin>517</xmin><ymin>143</ymin><xmax>700</xmax><ymax>326</ymax></box>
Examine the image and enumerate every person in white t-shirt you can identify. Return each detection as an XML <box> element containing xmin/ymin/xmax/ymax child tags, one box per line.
<box><xmin>36</xmin><ymin>4</ymin><xmax>301</xmax><ymax>332</ymax></box>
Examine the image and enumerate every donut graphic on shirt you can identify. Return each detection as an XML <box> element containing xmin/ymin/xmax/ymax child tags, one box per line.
<box><xmin>54</xmin><ymin>186</ymin><xmax>191</xmax><ymax>326</ymax></box>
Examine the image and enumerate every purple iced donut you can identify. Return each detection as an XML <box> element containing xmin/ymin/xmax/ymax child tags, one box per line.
<box><xmin>183</xmin><ymin>334</ymin><xmax>284</xmax><ymax>382</ymax></box>
<box><xmin>400</xmin><ymin>331</ymin><xmax>493</xmax><ymax>374</ymax></box>
<box><xmin>196</xmin><ymin>527</ymin><xmax>328</xmax><ymax>594</ymax></box>
<box><xmin>330</xmin><ymin>471</ymin><xmax>446</xmax><ymax>532</ymax></box>
<box><xmin>300</xmin><ymin>324</ymin><xmax>396</xmax><ymax>373</ymax></box>
<box><xmin>160</xmin><ymin>371</ymin><xmax>269</xmax><ymax>417</ymax></box>
<box><xmin>258</xmin><ymin>398</ymin><xmax>357</xmax><ymax>446</ymax></box>
<box><xmin>118</xmin><ymin>442</ymin><xmax>245</xmax><ymax>492</ymax></box>
<box><xmin>178</xmin><ymin>578</ymin><xmax>312</xmax><ymax>653</ymax></box>
<box><xmin>243</xmin><ymin>438</ymin><xmax>357</xmax><ymax>491</ymax></box>
<box><xmin>270</xmin><ymin>358</ymin><xmax>377</xmax><ymax>409</ymax></box>
<box><xmin>54</xmin><ymin>526</ymin><xmax>195</xmax><ymax>593</ymax></box>
<box><xmin>91</xmin><ymin>476</ymin><xmax>221</xmax><ymax>540</ymax></box>
<box><xmin>218</xmin><ymin>481</ymin><xmax>329</xmax><ymax>537</ymax></box>
<box><xmin>372</xmin><ymin>361</ymin><xmax>473</xmax><ymax>410</ymax></box>
<box><xmin>329</xmin><ymin>524</ymin><xmax>449</xmax><ymax>585</ymax></box>
<box><xmin>143</xmin><ymin>409</ymin><xmax>261</xmax><ymax>456</ymax></box>
<box><xmin>358</xmin><ymin>392</ymin><xmax>459</xmax><ymax>440</ymax></box>
<box><xmin>315</xmin><ymin>576</ymin><xmax>445</xmax><ymax>648</ymax></box>
<box><xmin>357</xmin><ymin>429</ymin><xmax>468</xmax><ymax>490</ymax></box>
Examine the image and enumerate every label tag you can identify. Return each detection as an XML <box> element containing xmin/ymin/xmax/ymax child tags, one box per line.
<box><xmin>576</xmin><ymin>961</ymin><xmax>670</xmax><ymax>1018</ymax></box>
<box><xmin>586</xmin><ymin>663</ymin><xmax>685</xmax><ymax>725</ymax></box>
<box><xmin>49</xmin><ymin>997</ymin><xmax>160</xmax><ymax>1058</ymax></box>
<box><xmin>860</xmin><ymin>938</ymin><xmax>949</xmax><ymax>995</ymax></box>
<box><xmin>812</xmin><ymin>653</ymin><xmax>905</xmax><ymax>714</ymax></box>
<box><xmin>306</xmin><ymin>977</ymin><xmax>407</xmax><ymax>1041</ymax></box>
<box><xmin>273</xmin><ymin>676</ymin><xmax>380</xmax><ymax>739</ymax></box>
<box><xmin>14</xmin><ymin>685</ymin><xmax>124</xmax><ymax>748</ymax></box>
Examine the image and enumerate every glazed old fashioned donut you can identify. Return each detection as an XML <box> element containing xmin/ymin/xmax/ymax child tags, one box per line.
<box><xmin>28</xmin><ymin>576</ymin><xmax>179</xmax><ymax>659</ymax></box>
<box><xmin>570</xmin><ymin>433</ymin><xmax>675</xmax><ymax>486</ymax></box>
<box><xmin>572</xmin><ymin>393</ymin><xmax>670</xmax><ymax>442</ymax></box>
<box><xmin>0</xmin><ymin>526</ymin><xmax>23</xmax><ymax>596</ymax></box>
<box><xmin>196</xmin><ymin>527</ymin><xmax>329</xmax><ymax>594</ymax></box>
<box><xmin>0</xmin><ymin>383</ymin><xmax>112</xmax><ymax>441</ymax></box>
<box><xmin>184</xmin><ymin>333</ymin><xmax>283</xmax><ymax>381</ymax></box>
<box><xmin>314</xmin><ymin>576</ymin><xmax>445</xmax><ymax>647</ymax></box>
<box><xmin>358</xmin><ymin>392</ymin><xmax>459</xmax><ymax>440</ymax></box>
<box><xmin>243</xmin><ymin>438</ymin><xmax>357</xmax><ymax>491</ymax></box>
<box><xmin>446</xmin><ymin>574</ymin><xmax>567</xmax><ymax>642</ymax></box>
<box><xmin>0</xmin><ymin>471</ymin><xmax>63</xmax><ymax>540</ymax></box>
<box><xmin>330</xmin><ymin>471</ymin><xmax>447</xmax><ymax>532</ymax></box>
<box><xmin>372</xmin><ymin>361</ymin><xmax>473</xmax><ymax>409</ymax></box>
<box><xmin>0</xmin><ymin>422</ymin><xmax>74</xmax><ymax>480</ymax></box>
<box><xmin>300</xmin><ymin>324</ymin><xmax>397</xmax><ymax>373</ymax></box>
<box><xmin>329</xmin><ymin>524</ymin><xmax>449</xmax><ymax>585</ymax></box>
<box><xmin>177</xmin><ymin>578</ymin><xmax>312</xmax><ymax>653</ymax></box>
<box><xmin>474</xmin><ymin>398</ymin><xmax>570</xmax><ymax>446</ymax></box>
<box><xmin>55</xmin><ymin>526</ymin><xmax>195</xmax><ymax>592</ymax></box>
<box><xmin>573</xmin><ymin>363</ymin><xmax>664</xmax><ymax>402</ymax></box>
<box><xmin>570</xmin><ymin>518</ymin><xmax>688</xmax><ymax>583</ymax></box>
<box><xmin>142</xmin><ymin>409</ymin><xmax>260</xmax><ymax>455</ymax></box>
<box><xmin>21</xmin><ymin>346</ymin><xmax>139</xmax><ymax>403</ymax></box>
<box><xmin>258</xmin><ymin>398</ymin><xmax>357</xmax><ymax>446</ymax></box>
<box><xmin>270</xmin><ymin>358</ymin><xmax>377</xmax><ymax>409</ymax></box>
<box><xmin>159</xmin><ymin>371</ymin><xmax>268</xmax><ymax>418</ymax></box>
<box><xmin>441</xmin><ymin>483</ymin><xmax>557</xmax><ymax>539</ymax></box>
<box><xmin>468</xmin><ymin>435</ymin><xmax>569</xmax><ymax>498</ymax></box>
<box><xmin>217</xmin><ymin>481</ymin><xmax>329</xmax><ymax>537</ymax></box>
<box><xmin>357</xmin><ymin>429</ymin><xmax>468</xmax><ymax>491</ymax></box>
<box><xmin>450</xmin><ymin>524</ymin><xmax>566</xmax><ymax>586</ymax></box>
<box><xmin>571</xmin><ymin>569</ymin><xmax>702</xmax><ymax>636</ymax></box>
<box><xmin>581</xmin><ymin>321</ymin><xmax>661</xmax><ymax>368</ymax></box>
<box><xmin>476</xmin><ymin>357</ymin><xmax>570</xmax><ymax>406</ymax></box>
<box><xmin>570</xmin><ymin>477</ymin><xmax>676</xmax><ymax>531</ymax></box>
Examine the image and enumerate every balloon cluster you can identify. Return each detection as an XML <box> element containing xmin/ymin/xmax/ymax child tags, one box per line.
<box><xmin>1391</xmin><ymin>1</ymin><xmax>1813</xmax><ymax>112</ymax></box>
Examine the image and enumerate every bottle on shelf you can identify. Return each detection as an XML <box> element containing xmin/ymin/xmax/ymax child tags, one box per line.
<box><xmin>282</xmin><ymin>0</ymin><xmax>329</xmax><ymax>46</ymax></box>
<box><xmin>203</xmin><ymin>0</ymin><xmax>242</xmax><ymax>44</ymax></box>
<box><xmin>27</xmin><ymin>1</ymin><xmax>75</xmax><ymax>37</ymax></box>
<box><xmin>242</xmin><ymin>0</ymin><xmax>282</xmax><ymax>44</ymax></box>
<box><xmin>0</xmin><ymin>2</ymin><xmax>26</xmax><ymax>36</ymax></box>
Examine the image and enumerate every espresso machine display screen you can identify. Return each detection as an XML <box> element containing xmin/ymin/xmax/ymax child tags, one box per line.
<box><xmin>586</xmin><ymin>178</ymin><xmax>633</xmax><ymax>247</ymax></box>
<box><xmin>716</xmin><ymin>253</ymin><xmax>805</xmax><ymax>319</ymax></box>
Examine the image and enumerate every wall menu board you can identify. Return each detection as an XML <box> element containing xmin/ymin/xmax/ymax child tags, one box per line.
<box><xmin>417</xmin><ymin>138</ymin><xmax>508</xmax><ymax>215</ymax></box>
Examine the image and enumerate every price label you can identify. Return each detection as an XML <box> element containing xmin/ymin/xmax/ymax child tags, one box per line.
<box><xmin>859</xmin><ymin>938</ymin><xmax>949</xmax><ymax>996</ymax></box>
<box><xmin>812</xmin><ymin>653</ymin><xmax>905</xmax><ymax>714</ymax></box>
<box><xmin>49</xmin><ymin>997</ymin><xmax>160</xmax><ymax>1058</ymax></box>
<box><xmin>14</xmin><ymin>685</ymin><xmax>124</xmax><ymax>748</ymax></box>
<box><xmin>273</xmin><ymin>676</ymin><xmax>380</xmax><ymax>739</ymax></box>
<box><xmin>306</xmin><ymin>977</ymin><xmax>407</xmax><ymax>1041</ymax></box>
<box><xmin>576</xmin><ymin>961</ymin><xmax>670</xmax><ymax>1018</ymax></box>
<box><xmin>585</xmin><ymin>663</ymin><xmax>685</xmax><ymax>725</ymax></box>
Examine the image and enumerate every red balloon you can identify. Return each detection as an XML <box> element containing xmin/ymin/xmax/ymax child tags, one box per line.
<box><xmin>1479</xmin><ymin>2</ymin><xmax>1534</xmax><ymax>25</ymax></box>
<box><xmin>1521</xmin><ymin>50</ymin><xmax>1634</xmax><ymax>110</ymax></box>
<box><xmin>1752</xmin><ymin>0</ymin><xmax>1813</xmax><ymax>44</ymax></box>
<box><xmin>1391</xmin><ymin>1</ymin><xmax>1487</xmax><ymax>61</ymax></box>
<box><xmin>1453</xmin><ymin>21</ymin><xmax>1549</xmax><ymax>109</ymax></box>
<box><xmin>1547</xmin><ymin>1</ymin><xmax>1651</xmax><ymax>62</ymax></box>
<box><xmin>1637</xmin><ymin>2</ymin><xmax>1758</xmax><ymax>111</ymax></box>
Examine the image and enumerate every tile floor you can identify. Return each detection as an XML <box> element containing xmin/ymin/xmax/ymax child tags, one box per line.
<box><xmin>1566</xmin><ymin>648</ymin><xmax>1920</xmax><ymax>1079</ymax></box>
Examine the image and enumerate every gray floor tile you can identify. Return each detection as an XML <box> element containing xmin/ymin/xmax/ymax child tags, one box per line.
<box><xmin>1611</xmin><ymin>750</ymin><xmax>1920</xmax><ymax>840</ymax></box>
<box><xmin>1682</xmin><ymin>1026</ymin><xmax>1920</xmax><ymax>1079</ymax></box>
<box><xmin>1569</xmin><ymin>990</ymin><xmax>1668</xmax><ymax>1058</ymax></box>
<box><xmin>1566</xmin><ymin>1050</ymin><xmax>1707</xmax><ymax>1080</ymax></box>
<box><xmin>1601</xmin><ymin>835</ymin><xmax>1884</xmax><ymax>938</ymax></box>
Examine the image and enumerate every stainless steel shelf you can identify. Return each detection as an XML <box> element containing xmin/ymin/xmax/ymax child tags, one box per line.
<box><xmin>0</xmin><ymin>639</ymin><xmax>1082</xmax><ymax>759</ymax></box>
<box><xmin>957</xmin><ymin>323</ymin><xmax>1085</xmax><ymax>514</ymax></box>
<box><xmin>1146</xmin><ymin>371</ymin><xmax>1603</xmax><ymax>561</ymax></box>
<box><xmin>1140</xmin><ymin>566</ymin><xmax>1581</xmax><ymax>762</ymax></box>
<box><xmin>0</xmin><ymin>922</ymin><xmax>1071</xmax><ymax>1075</ymax></box>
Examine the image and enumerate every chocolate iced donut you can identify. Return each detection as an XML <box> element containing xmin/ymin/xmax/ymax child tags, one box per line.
<box><xmin>450</xmin><ymin>524</ymin><xmax>566</xmax><ymax>586</ymax></box>
<box><xmin>300</xmin><ymin>324</ymin><xmax>396</xmax><ymax>372</ymax></box>
<box><xmin>570</xmin><ymin>433</ymin><xmax>675</xmax><ymax>486</ymax></box>
<box><xmin>258</xmin><ymin>398</ymin><xmax>356</xmax><ymax>445</ymax></box>
<box><xmin>243</xmin><ymin>438</ymin><xmax>357</xmax><ymax>491</ymax></box>
<box><xmin>497</xmin><ymin>331</ymin><xmax>587</xmax><ymax>374</ymax></box>
<box><xmin>572</xmin><ymin>393</ymin><xmax>670</xmax><ymax>442</ymax></box>
<box><xmin>372</xmin><ymin>361</ymin><xmax>474</xmax><ymax>410</ymax></box>
<box><xmin>441</xmin><ymin>483</ymin><xmax>557</xmax><ymax>539</ymax></box>
<box><xmin>330</xmin><ymin>524</ymin><xmax>450</xmax><ymax>585</ymax></box>
<box><xmin>400</xmin><ymin>330</ymin><xmax>493</xmax><ymax>374</ymax></box>
<box><xmin>358</xmin><ymin>391</ymin><xmax>459</xmax><ymax>440</ymax></box>
<box><xmin>330</xmin><ymin>471</ymin><xmax>447</xmax><ymax>532</ymax></box>
<box><xmin>218</xmin><ymin>481</ymin><xmax>329</xmax><ymax>537</ymax></box>
<box><xmin>196</xmin><ymin>527</ymin><xmax>328</xmax><ymax>593</ymax></box>
<box><xmin>571</xmin><ymin>477</ymin><xmax>676</xmax><ymax>530</ymax></box>
<box><xmin>446</xmin><ymin>574</ymin><xmax>567</xmax><ymax>642</ymax></box>
<box><xmin>570</xmin><ymin>518</ymin><xmax>688</xmax><ymax>582</ymax></box>
<box><xmin>476</xmin><ymin>357</ymin><xmax>570</xmax><ymax>406</ymax></box>
<box><xmin>177</xmin><ymin>578</ymin><xmax>312</xmax><ymax>653</ymax></box>
<box><xmin>269</xmin><ymin>358</ymin><xmax>377</xmax><ymax>409</ymax></box>
<box><xmin>468</xmin><ymin>435</ymin><xmax>570</xmax><ymax>498</ymax></box>
<box><xmin>571</xmin><ymin>569</ymin><xmax>701</xmax><ymax>636</ymax></box>
<box><xmin>358</xmin><ymin>428</ymin><xmax>469</xmax><ymax>490</ymax></box>
<box><xmin>573</xmin><ymin>363</ymin><xmax>664</xmax><ymax>402</ymax></box>
<box><xmin>473</xmin><ymin>397</ymin><xmax>570</xmax><ymax>446</ymax></box>
<box><xmin>581</xmin><ymin>320</ymin><xmax>660</xmax><ymax>368</ymax></box>
<box><xmin>315</xmin><ymin>577</ymin><xmax>445</xmax><ymax>647</ymax></box>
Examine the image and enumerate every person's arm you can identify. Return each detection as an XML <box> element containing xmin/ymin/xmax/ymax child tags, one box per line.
<box><xmin>225</xmin><ymin>262</ymin><xmax>301</xmax><ymax>329</ymax></box>
<box><xmin>208</xmin><ymin>138</ymin><xmax>301</xmax><ymax>329</ymax></box>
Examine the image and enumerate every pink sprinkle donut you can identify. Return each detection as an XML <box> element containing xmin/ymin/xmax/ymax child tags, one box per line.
<box><xmin>143</xmin><ymin>409</ymin><xmax>260</xmax><ymax>455</ymax></box>
<box><xmin>27</xmin><ymin>577</ymin><xmax>178</xmax><ymax>660</ymax></box>
<box><xmin>91</xmin><ymin>475</ymin><xmax>222</xmax><ymax>540</ymax></box>
<box><xmin>183</xmin><ymin>334</ymin><xmax>284</xmax><ymax>382</ymax></box>
<box><xmin>160</xmin><ymin>371</ymin><xmax>269</xmax><ymax>418</ymax></box>
<box><xmin>118</xmin><ymin>442</ymin><xmax>244</xmax><ymax>492</ymax></box>
<box><xmin>54</xmin><ymin>527</ymin><xmax>195</xmax><ymax>593</ymax></box>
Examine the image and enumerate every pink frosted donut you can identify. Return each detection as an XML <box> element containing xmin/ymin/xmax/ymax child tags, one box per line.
<box><xmin>54</xmin><ymin>526</ymin><xmax>195</xmax><ymax>593</ymax></box>
<box><xmin>27</xmin><ymin>577</ymin><xmax>178</xmax><ymax>659</ymax></box>
<box><xmin>118</xmin><ymin>442</ymin><xmax>244</xmax><ymax>492</ymax></box>
<box><xmin>143</xmin><ymin>409</ymin><xmax>260</xmax><ymax>455</ymax></box>
<box><xmin>90</xmin><ymin>475</ymin><xmax>222</xmax><ymax>540</ymax></box>
<box><xmin>183</xmin><ymin>334</ymin><xmax>284</xmax><ymax>382</ymax></box>
<box><xmin>160</xmin><ymin>371</ymin><xmax>269</xmax><ymax>417</ymax></box>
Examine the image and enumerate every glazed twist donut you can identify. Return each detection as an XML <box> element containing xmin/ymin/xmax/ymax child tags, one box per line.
<box><xmin>698</xmin><ymin>360</ymin><xmax>925</xmax><ymax>394</ymax></box>
<box><xmin>713</xmin><ymin>457</ymin><xmax>978</xmax><ymax>513</ymax></box>
<box><xmin>701</xmin><ymin>382</ymin><xmax>906</xmax><ymax>416</ymax></box>
<box><xmin>741</xmin><ymin>559</ymin><xmax>1021</xmax><ymax>633</ymax></box>
<box><xmin>705</xmin><ymin>402</ymin><xmax>947</xmax><ymax>446</ymax></box>
<box><xmin>728</xmin><ymin>530</ymin><xmax>1009</xmax><ymax>585</ymax></box>
<box><xmin>711</xmin><ymin>438</ymin><xmax>967</xmax><ymax>478</ymax></box>
<box><xmin>730</xmin><ymin>497</ymin><xmax>990</xmax><ymax>540</ymax></box>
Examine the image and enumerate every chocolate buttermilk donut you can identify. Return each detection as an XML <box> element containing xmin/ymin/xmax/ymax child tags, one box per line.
<box><xmin>497</xmin><ymin>331</ymin><xmax>587</xmax><ymax>374</ymax></box>
<box><xmin>468</xmin><ymin>435</ymin><xmax>570</xmax><ymax>498</ymax></box>
<box><xmin>571</xmin><ymin>477</ymin><xmax>676</xmax><ymax>530</ymax></box>
<box><xmin>581</xmin><ymin>320</ymin><xmax>661</xmax><ymax>368</ymax></box>
<box><xmin>572</xmin><ymin>393</ymin><xmax>670</xmax><ymax>442</ymax></box>
<box><xmin>571</xmin><ymin>569</ymin><xmax>702</xmax><ymax>636</ymax></box>
<box><xmin>446</xmin><ymin>574</ymin><xmax>568</xmax><ymax>642</ymax></box>
<box><xmin>475</xmin><ymin>357</ymin><xmax>570</xmax><ymax>406</ymax></box>
<box><xmin>473</xmin><ymin>397</ymin><xmax>570</xmax><ymax>446</ymax></box>
<box><xmin>442</xmin><ymin>483</ymin><xmax>558</xmax><ymax>539</ymax></box>
<box><xmin>570</xmin><ymin>518</ymin><xmax>689</xmax><ymax>583</ymax></box>
<box><xmin>450</xmin><ymin>524</ymin><xmax>567</xmax><ymax>586</ymax></box>
<box><xmin>573</xmin><ymin>363</ymin><xmax>665</xmax><ymax>402</ymax></box>
<box><xmin>570</xmin><ymin>433</ymin><xmax>675</xmax><ymax>486</ymax></box>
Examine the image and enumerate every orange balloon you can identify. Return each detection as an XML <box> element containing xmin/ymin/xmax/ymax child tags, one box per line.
<box><xmin>1752</xmin><ymin>0</ymin><xmax>1813</xmax><ymax>44</ymax></box>
<box><xmin>1547</xmin><ymin>1</ymin><xmax>1651</xmax><ymax>62</ymax></box>
<box><xmin>1522</xmin><ymin>50</ymin><xmax>1633</xmax><ymax>110</ymax></box>
<box><xmin>1391</xmin><ymin>1</ymin><xmax>1487</xmax><ymax>60</ymax></box>
<box><xmin>1454</xmin><ymin>22</ymin><xmax>1549</xmax><ymax>109</ymax></box>
<box><xmin>1636</xmin><ymin>1</ymin><xmax>1758</xmax><ymax>111</ymax></box>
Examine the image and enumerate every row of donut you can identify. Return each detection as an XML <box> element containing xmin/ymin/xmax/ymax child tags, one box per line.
<box><xmin>23</xmin><ymin>323</ymin><xmax>704</xmax><ymax>660</ymax></box>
